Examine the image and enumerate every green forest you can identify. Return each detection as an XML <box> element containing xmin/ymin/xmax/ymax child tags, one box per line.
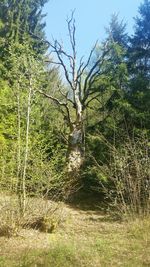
<box><xmin>0</xmin><ymin>0</ymin><xmax>150</xmax><ymax>266</ymax></box>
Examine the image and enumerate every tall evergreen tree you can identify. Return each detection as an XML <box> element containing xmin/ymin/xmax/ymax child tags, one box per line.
<box><xmin>0</xmin><ymin>0</ymin><xmax>49</xmax><ymax>56</ymax></box>
<box><xmin>105</xmin><ymin>13</ymin><xmax>128</xmax><ymax>47</ymax></box>
<box><xmin>91</xmin><ymin>15</ymin><xmax>128</xmax><ymax>129</ymax></box>
<box><xmin>129</xmin><ymin>0</ymin><xmax>150</xmax><ymax>75</ymax></box>
<box><xmin>127</xmin><ymin>0</ymin><xmax>150</xmax><ymax>132</ymax></box>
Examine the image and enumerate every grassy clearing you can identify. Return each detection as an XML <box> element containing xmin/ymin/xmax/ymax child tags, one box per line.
<box><xmin>0</xmin><ymin>195</ymin><xmax>149</xmax><ymax>267</ymax></box>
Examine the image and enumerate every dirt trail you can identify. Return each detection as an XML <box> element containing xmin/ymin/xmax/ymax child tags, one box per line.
<box><xmin>0</xmin><ymin>202</ymin><xmax>115</xmax><ymax>256</ymax></box>
<box><xmin>0</xmin><ymin>198</ymin><xmax>149</xmax><ymax>267</ymax></box>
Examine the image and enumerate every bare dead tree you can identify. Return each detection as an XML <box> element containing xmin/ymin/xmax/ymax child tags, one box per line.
<box><xmin>39</xmin><ymin>13</ymin><xmax>109</xmax><ymax>176</ymax></box>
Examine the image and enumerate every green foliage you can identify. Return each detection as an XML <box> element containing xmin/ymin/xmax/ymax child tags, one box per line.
<box><xmin>0</xmin><ymin>0</ymin><xmax>49</xmax><ymax>54</ymax></box>
<box><xmin>126</xmin><ymin>0</ymin><xmax>150</xmax><ymax>132</ymax></box>
<box><xmin>0</xmin><ymin>1</ymin><xmax>66</xmax><ymax>196</ymax></box>
<box><xmin>105</xmin><ymin>13</ymin><xmax>128</xmax><ymax>47</ymax></box>
<box><xmin>0</xmin><ymin>0</ymin><xmax>149</xmax><ymax>218</ymax></box>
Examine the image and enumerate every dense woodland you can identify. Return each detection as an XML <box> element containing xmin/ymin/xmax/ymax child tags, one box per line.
<box><xmin>0</xmin><ymin>0</ymin><xmax>150</xmax><ymax>217</ymax></box>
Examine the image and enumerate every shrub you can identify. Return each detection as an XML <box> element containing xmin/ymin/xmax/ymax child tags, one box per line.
<box><xmin>90</xmin><ymin>136</ymin><xmax>150</xmax><ymax>218</ymax></box>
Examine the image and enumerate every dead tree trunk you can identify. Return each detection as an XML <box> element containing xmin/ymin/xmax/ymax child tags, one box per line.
<box><xmin>67</xmin><ymin>86</ymin><xmax>85</xmax><ymax>173</ymax></box>
<box><xmin>39</xmin><ymin>12</ymin><xmax>109</xmax><ymax>178</ymax></box>
<box><xmin>67</xmin><ymin>122</ymin><xmax>84</xmax><ymax>173</ymax></box>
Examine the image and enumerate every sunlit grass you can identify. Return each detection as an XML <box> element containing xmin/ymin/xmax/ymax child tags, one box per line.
<box><xmin>0</xmin><ymin>216</ymin><xmax>149</xmax><ymax>267</ymax></box>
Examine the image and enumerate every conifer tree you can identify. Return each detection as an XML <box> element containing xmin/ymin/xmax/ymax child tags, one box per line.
<box><xmin>105</xmin><ymin>13</ymin><xmax>128</xmax><ymax>47</ymax></box>
<box><xmin>0</xmin><ymin>0</ymin><xmax>49</xmax><ymax>56</ymax></box>
<box><xmin>127</xmin><ymin>0</ymin><xmax>150</xmax><ymax>131</ymax></box>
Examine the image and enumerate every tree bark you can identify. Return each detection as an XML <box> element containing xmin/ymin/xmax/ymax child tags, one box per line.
<box><xmin>67</xmin><ymin>122</ymin><xmax>84</xmax><ymax>174</ymax></box>
<box><xmin>67</xmin><ymin>91</ymin><xmax>85</xmax><ymax>174</ymax></box>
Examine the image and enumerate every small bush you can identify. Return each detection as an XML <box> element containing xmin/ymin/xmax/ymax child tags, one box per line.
<box><xmin>0</xmin><ymin>194</ymin><xmax>64</xmax><ymax>237</ymax></box>
<box><xmin>90</xmin><ymin>136</ymin><xmax>150</xmax><ymax>218</ymax></box>
<box><xmin>22</xmin><ymin>215</ymin><xmax>59</xmax><ymax>233</ymax></box>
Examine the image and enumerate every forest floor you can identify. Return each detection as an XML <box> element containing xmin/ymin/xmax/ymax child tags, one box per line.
<box><xmin>0</xmin><ymin>193</ymin><xmax>149</xmax><ymax>267</ymax></box>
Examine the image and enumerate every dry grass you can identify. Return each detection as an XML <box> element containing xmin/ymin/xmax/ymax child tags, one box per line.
<box><xmin>0</xmin><ymin>192</ymin><xmax>64</xmax><ymax>235</ymax></box>
<box><xmin>0</xmin><ymin>193</ymin><xmax>149</xmax><ymax>267</ymax></box>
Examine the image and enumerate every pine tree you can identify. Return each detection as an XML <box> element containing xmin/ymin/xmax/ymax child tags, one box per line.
<box><xmin>0</xmin><ymin>0</ymin><xmax>49</xmax><ymax>56</ymax></box>
<box><xmin>105</xmin><ymin>13</ymin><xmax>128</xmax><ymax>47</ymax></box>
<box><xmin>90</xmin><ymin>15</ymin><xmax>128</xmax><ymax>128</ymax></box>
<box><xmin>127</xmin><ymin>0</ymin><xmax>150</xmax><ymax>132</ymax></box>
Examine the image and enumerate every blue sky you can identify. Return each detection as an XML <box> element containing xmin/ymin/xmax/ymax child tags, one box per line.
<box><xmin>43</xmin><ymin>0</ymin><xmax>142</xmax><ymax>59</ymax></box>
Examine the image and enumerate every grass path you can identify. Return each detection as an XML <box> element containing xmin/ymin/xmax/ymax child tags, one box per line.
<box><xmin>0</xmin><ymin>198</ymin><xmax>149</xmax><ymax>267</ymax></box>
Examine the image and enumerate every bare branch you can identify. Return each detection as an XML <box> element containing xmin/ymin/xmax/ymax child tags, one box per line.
<box><xmin>76</xmin><ymin>59</ymin><xmax>84</xmax><ymax>81</ymax></box>
<box><xmin>59</xmin><ymin>87</ymin><xmax>68</xmax><ymax>98</ymax></box>
<box><xmin>43</xmin><ymin>37</ymin><xmax>75</xmax><ymax>90</ymax></box>
<box><xmin>88</xmin><ymin>89</ymin><xmax>100</xmax><ymax>96</ymax></box>
<box><xmin>82</xmin><ymin>47</ymin><xmax>109</xmax><ymax>103</ymax></box>
<box><xmin>45</xmin><ymin>60</ymin><xmax>62</xmax><ymax>66</ymax></box>
<box><xmin>25</xmin><ymin>18</ymin><xmax>110</xmax><ymax>128</ymax></box>
<box><xmin>83</xmin><ymin>56</ymin><xmax>101</xmax><ymax>93</ymax></box>
<box><xmin>67</xmin><ymin>10</ymin><xmax>76</xmax><ymax>58</ymax></box>
<box><xmin>56</xmin><ymin>51</ymin><xmax>74</xmax><ymax>90</ymax></box>
<box><xmin>84</xmin><ymin>93</ymin><xmax>101</xmax><ymax>109</ymax></box>
<box><xmin>59</xmin><ymin>89</ymin><xmax>75</xmax><ymax>106</ymax></box>
<box><xmin>38</xmin><ymin>89</ymin><xmax>73</xmax><ymax>128</ymax></box>
<box><xmin>53</xmin><ymin>39</ymin><xmax>73</xmax><ymax>60</ymax></box>
<box><xmin>77</xmin><ymin>41</ymin><xmax>98</xmax><ymax>81</ymax></box>
<box><xmin>88</xmin><ymin>69</ymin><xmax>101</xmax><ymax>88</ymax></box>
<box><xmin>38</xmin><ymin>90</ymin><xmax>66</xmax><ymax>106</ymax></box>
<box><xmin>66</xmin><ymin>11</ymin><xmax>77</xmax><ymax>88</ymax></box>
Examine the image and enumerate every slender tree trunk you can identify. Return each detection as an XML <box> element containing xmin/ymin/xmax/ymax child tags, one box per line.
<box><xmin>16</xmin><ymin>82</ymin><xmax>23</xmax><ymax>213</ymax></box>
<box><xmin>21</xmin><ymin>77</ymin><xmax>32</xmax><ymax>215</ymax></box>
<box><xmin>17</xmin><ymin>82</ymin><xmax>21</xmax><ymax>189</ymax></box>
